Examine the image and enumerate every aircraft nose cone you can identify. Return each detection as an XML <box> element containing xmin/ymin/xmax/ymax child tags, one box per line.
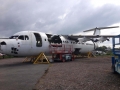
<box><xmin>0</xmin><ymin>40</ymin><xmax>19</xmax><ymax>56</ymax></box>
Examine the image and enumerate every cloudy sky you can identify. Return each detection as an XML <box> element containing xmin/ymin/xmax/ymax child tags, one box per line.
<box><xmin>0</xmin><ymin>0</ymin><xmax>120</xmax><ymax>47</ymax></box>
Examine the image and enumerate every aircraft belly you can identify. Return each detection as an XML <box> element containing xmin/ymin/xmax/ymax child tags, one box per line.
<box><xmin>17</xmin><ymin>45</ymin><xmax>32</xmax><ymax>56</ymax></box>
<box><xmin>73</xmin><ymin>44</ymin><xmax>94</xmax><ymax>53</ymax></box>
<box><xmin>80</xmin><ymin>44</ymin><xmax>94</xmax><ymax>53</ymax></box>
<box><xmin>29</xmin><ymin>47</ymin><xmax>49</xmax><ymax>56</ymax></box>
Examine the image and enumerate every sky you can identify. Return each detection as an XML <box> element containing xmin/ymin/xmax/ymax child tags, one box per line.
<box><xmin>0</xmin><ymin>0</ymin><xmax>120</xmax><ymax>47</ymax></box>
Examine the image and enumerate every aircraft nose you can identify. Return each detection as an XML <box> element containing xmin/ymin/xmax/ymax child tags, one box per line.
<box><xmin>0</xmin><ymin>40</ymin><xmax>19</xmax><ymax>56</ymax></box>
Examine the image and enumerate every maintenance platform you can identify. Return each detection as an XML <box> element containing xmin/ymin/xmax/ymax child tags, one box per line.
<box><xmin>111</xmin><ymin>34</ymin><xmax>120</xmax><ymax>74</ymax></box>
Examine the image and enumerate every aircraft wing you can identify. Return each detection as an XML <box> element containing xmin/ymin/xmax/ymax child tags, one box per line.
<box><xmin>67</xmin><ymin>35</ymin><xmax>116</xmax><ymax>38</ymax></box>
<box><xmin>48</xmin><ymin>26</ymin><xmax>119</xmax><ymax>42</ymax></box>
<box><xmin>0</xmin><ymin>38</ymin><xmax>9</xmax><ymax>39</ymax></box>
<box><xmin>63</xmin><ymin>26</ymin><xmax>119</xmax><ymax>42</ymax></box>
<box><xmin>63</xmin><ymin>34</ymin><xmax>117</xmax><ymax>42</ymax></box>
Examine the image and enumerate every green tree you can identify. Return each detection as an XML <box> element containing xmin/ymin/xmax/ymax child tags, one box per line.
<box><xmin>95</xmin><ymin>46</ymin><xmax>107</xmax><ymax>52</ymax></box>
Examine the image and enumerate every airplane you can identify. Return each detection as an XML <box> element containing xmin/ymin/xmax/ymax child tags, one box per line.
<box><xmin>0</xmin><ymin>26</ymin><xmax>119</xmax><ymax>57</ymax></box>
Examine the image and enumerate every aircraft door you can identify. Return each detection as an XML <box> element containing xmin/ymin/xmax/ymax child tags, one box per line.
<box><xmin>28</xmin><ymin>32</ymin><xmax>43</xmax><ymax>55</ymax></box>
<box><xmin>33</xmin><ymin>33</ymin><xmax>42</xmax><ymax>47</ymax></box>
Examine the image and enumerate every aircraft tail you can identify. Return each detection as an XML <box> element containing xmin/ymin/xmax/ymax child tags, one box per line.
<box><xmin>83</xmin><ymin>26</ymin><xmax>119</xmax><ymax>35</ymax></box>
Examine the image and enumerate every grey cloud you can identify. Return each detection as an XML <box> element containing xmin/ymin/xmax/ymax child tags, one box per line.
<box><xmin>0</xmin><ymin>0</ymin><xmax>120</xmax><ymax>37</ymax></box>
<box><xmin>56</xmin><ymin>3</ymin><xmax>120</xmax><ymax>34</ymax></box>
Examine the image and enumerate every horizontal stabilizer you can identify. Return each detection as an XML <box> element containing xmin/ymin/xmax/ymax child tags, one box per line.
<box><xmin>83</xmin><ymin>26</ymin><xmax>119</xmax><ymax>32</ymax></box>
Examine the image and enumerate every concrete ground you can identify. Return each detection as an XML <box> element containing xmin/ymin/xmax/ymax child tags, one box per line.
<box><xmin>0</xmin><ymin>57</ymin><xmax>49</xmax><ymax>90</ymax></box>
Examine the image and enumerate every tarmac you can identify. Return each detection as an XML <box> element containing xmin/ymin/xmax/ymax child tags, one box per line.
<box><xmin>0</xmin><ymin>57</ymin><xmax>49</xmax><ymax>90</ymax></box>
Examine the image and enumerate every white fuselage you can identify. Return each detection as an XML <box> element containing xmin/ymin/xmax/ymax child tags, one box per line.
<box><xmin>0</xmin><ymin>31</ymin><xmax>97</xmax><ymax>56</ymax></box>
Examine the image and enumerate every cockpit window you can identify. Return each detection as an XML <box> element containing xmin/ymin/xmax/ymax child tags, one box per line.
<box><xmin>9</xmin><ymin>35</ymin><xmax>29</xmax><ymax>40</ymax></box>
<box><xmin>18</xmin><ymin>35</ymin><xmax>24</xmax><ymax>40</ymax></box>
<box><xmin>9</xmin><ymin>35</ymin><xmax>19</xmax><ymax>39</ymax></box>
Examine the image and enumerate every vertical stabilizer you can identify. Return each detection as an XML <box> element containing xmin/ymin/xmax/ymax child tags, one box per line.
<box><xmin>93</xmin><ymin>28</ymin><xmax>101</xmax><ymax>35</ymax></box>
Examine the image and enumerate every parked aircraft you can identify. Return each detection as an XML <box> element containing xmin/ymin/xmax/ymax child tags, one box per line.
<box><xmin>0</xmin><ymin>26</ymin><xmax>119</xmax><ymax>56</ymax></box>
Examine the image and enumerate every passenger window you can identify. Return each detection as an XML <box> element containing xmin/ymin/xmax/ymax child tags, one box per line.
<box><xmin>18</xmin><ymin>35</ymin><xmax>24</xmax><ymax>40</ymax></box>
